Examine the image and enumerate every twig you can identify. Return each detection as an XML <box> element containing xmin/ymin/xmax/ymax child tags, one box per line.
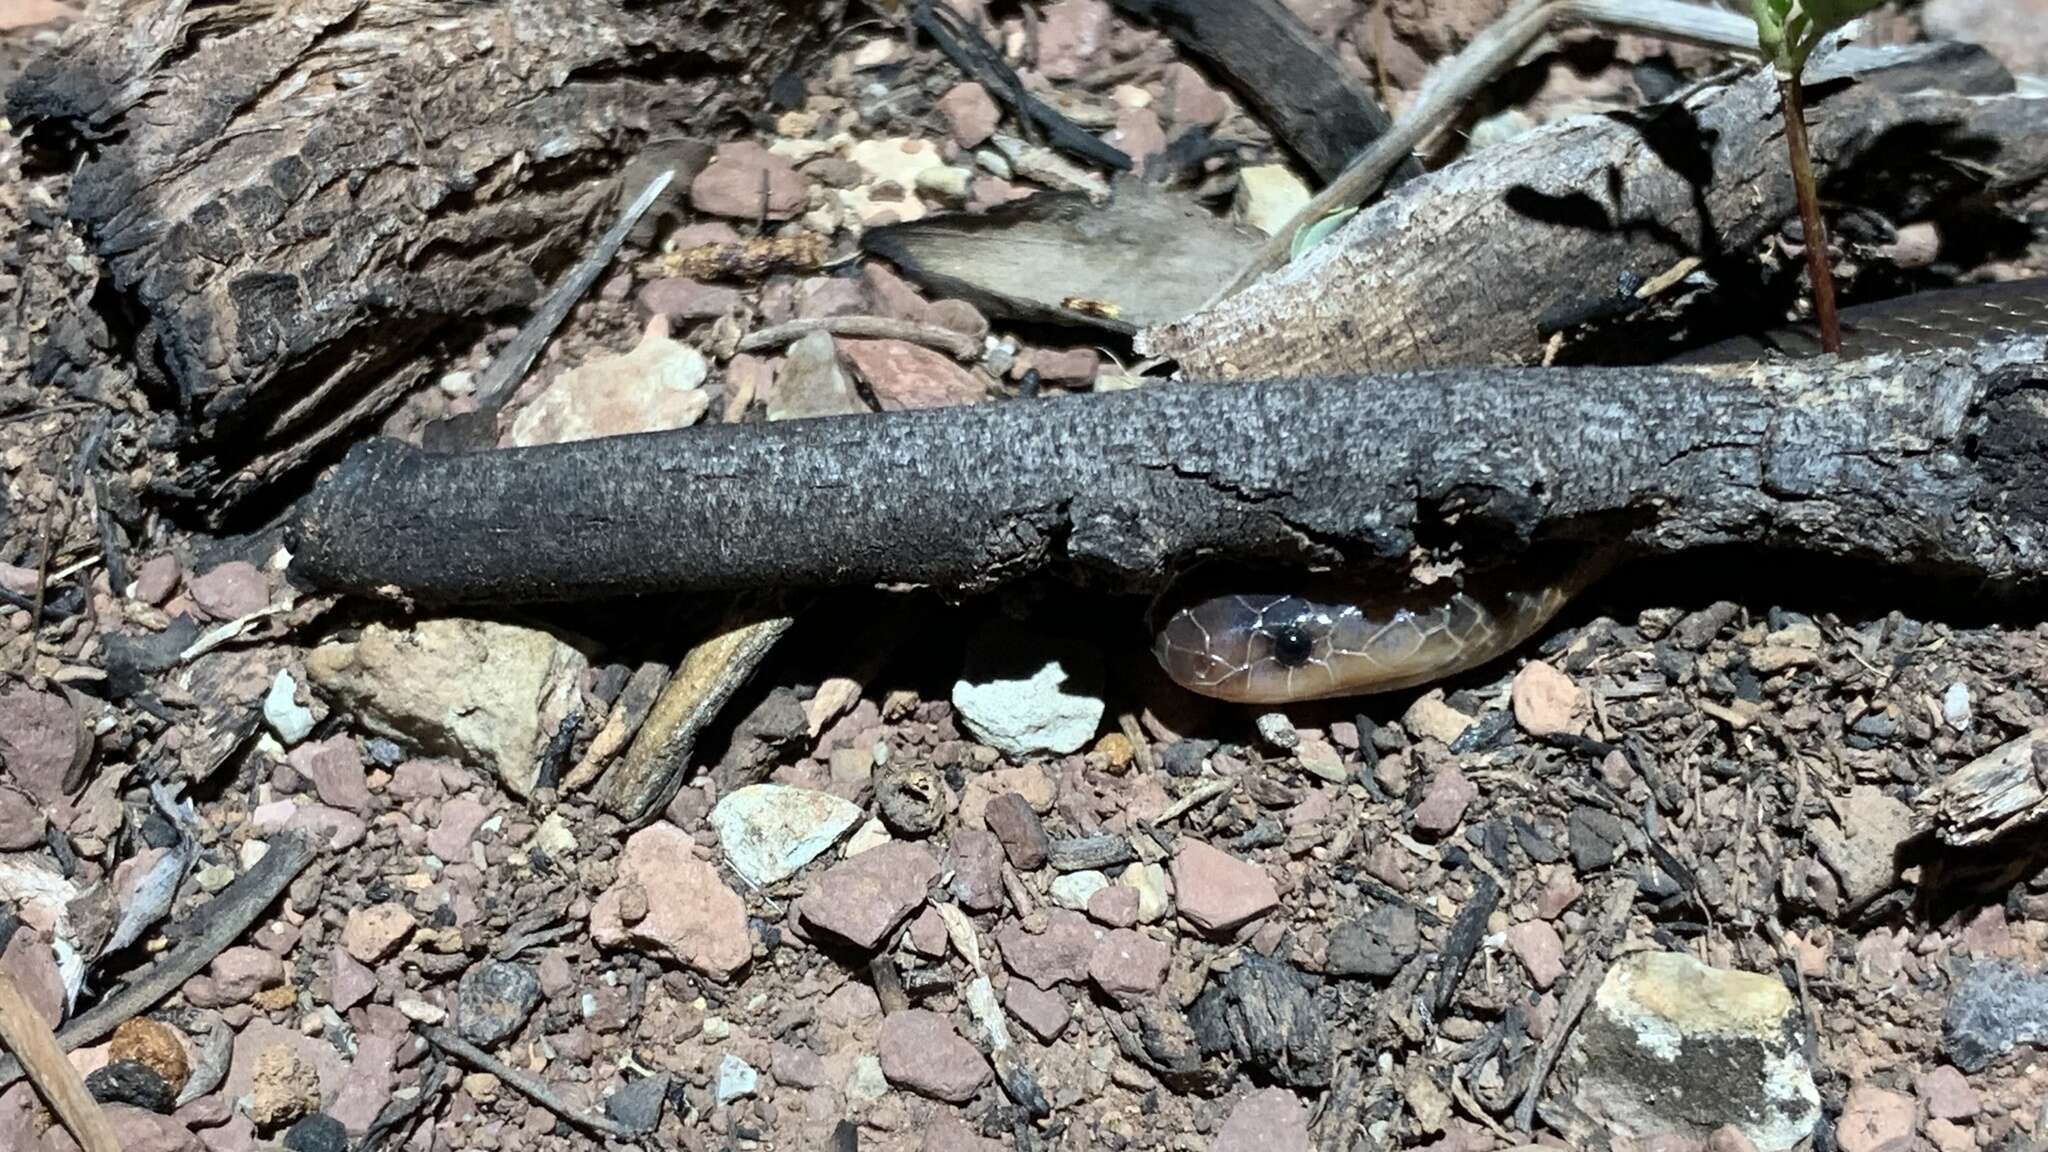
<box><xmin>0</xmin><ymin>831</ymin><xmax>317</xmax><ymax>1089</ymax></box>
<box><xmin>911</xmin><ymin>1</ymin><xmax>1131</xmax><ymax>172</ymax></box>
<box><xmin>22</xmin><ymin>505</ymin><xmax>53</xmax><ymax>672</ymax></box>
<box><xmin>419</xmin><ymin>1025</ymin><xmax>638</xmax><ymax>1141</ymax></box>
<box><xmin>471</xmin><ymin>168</ymin><xmax>677</xmax><ymax>414</ymax></box>
<box><xmin>1213</xmin><ymin>0</ymin><xmax>1759</xmax><ymax>302</ymax></box>
<box><xmin>735</xmin><ymin>315</ymin><xmax>982</xmax><ymax>362</ymax></box>
<box><xmin>1512</xmin><ymin>880</ymin><xmax>1635</xmax><ymax>1131</ymax></box>
<box><xmin>1777</xmin><ymin>72</ymin><xmax>1841</xmax><ymax>352</ymax></box>
<box><xmin>1434</xmin><ymin>873</ymin><xmax>1500</xmax><ymax>1014</ymax></box>
<box><xmin>1155</xmin><ymin>777</ymin><xmax>1234</xmax><ymax>825</ymax></box>
<box><xmin>0</xmin><ymin>970</ymin><xmax>121</xmax><ymax>1152</ymax></box>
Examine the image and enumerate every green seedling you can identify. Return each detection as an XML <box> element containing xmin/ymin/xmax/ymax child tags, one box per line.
<box><xmin>1751</xmin><ymin>0</ymin><xmax>1885</xmax><ymax>353</ymax></box>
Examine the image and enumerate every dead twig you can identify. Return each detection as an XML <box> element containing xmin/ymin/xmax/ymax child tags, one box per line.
<box><xmin>419</xmin><ymin>1025</ymin><xmax>639</xmax><ymax>1141</ymax></box>
<box><xmin>476</xmin><ymin>169</ymin><xmax>675</xmax><ymax>413</ymax></box>
<box><xmin>0</xmin><ymin>970</ymin><xmax>122</xmax><ymax>1152</ymax></box>
<box><xmin>911</xmin><ymin>0</ymin><xmax>1130</xmax><ymax>172</ymax></box>
<box><xmin>1213</xmin><ymin>0</ymin><xmax>1759</xmax><ymax>301</ymax></box>
<box><xmin>1512</xmin><ymin>880</ymin><xmax>1636</xmax><ymax>1131</ymax></box>
<box><xmin>0</xmin><ymin>831</ymin><xmax>317</xmax><ymax>1089</ymax></box>
<box><xmin>736</xmin><ymin>315</ymin><xmax>982</xmax><ymax>362</ymax></box>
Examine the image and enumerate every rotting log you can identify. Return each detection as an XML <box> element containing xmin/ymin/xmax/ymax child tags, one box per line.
<box><xmin>1140</xmin><ymin>43</ymin><xmax>2048</xmax><ymax>378</ymax></box>
<box><xmin>6</xmin><ymin>0</ymin><xmax>843</xmax><ymax>522</ymax></box>
<box><xmin>287</xmin><ymin>338</ymin><xmax>2048</xmax><ymax>604</ymax></box>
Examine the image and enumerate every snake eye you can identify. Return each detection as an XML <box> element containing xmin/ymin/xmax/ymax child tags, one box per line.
<box><xmin>1268</xmin><ymin>622</ymin><xmax>1315</xmax><ymax>667</ymax></box>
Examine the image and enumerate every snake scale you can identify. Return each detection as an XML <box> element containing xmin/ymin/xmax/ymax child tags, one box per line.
<box><xmin>1149</xmin><ymin>277</ymin><xmax>2048</xmax><ymax>704</ymax></box>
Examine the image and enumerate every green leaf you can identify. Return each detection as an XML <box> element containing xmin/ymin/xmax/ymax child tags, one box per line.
<box><xmin>1747</xmin><ymin>0</ymin><xmax>1885</xmax><ymax>72</ymax></box>
<box><xmin>1289</xmin><ymin>208</ymin><xmax>1358</xmax><ymax>261</ymax></box>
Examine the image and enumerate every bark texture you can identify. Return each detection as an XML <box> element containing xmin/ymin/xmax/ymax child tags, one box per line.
<box><xmin>7</xmin><ymin>0</ymin><xmax>841</xmax><ymax>518</ymax></box>
<box><xmin>288</xmin><ymin>339</ymin><xmax>2048</xmax><ymax>603</ymax></box>
<box><xmin>1140</xmin><ymin>44</ymin><xmax>2048</xmax><ymax>378</ymax></box>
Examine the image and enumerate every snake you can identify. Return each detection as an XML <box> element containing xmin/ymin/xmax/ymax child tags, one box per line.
<box><xmin>1148</xmin><ymin>277</ymin><xmax>2048</xmax><ymax>704</ymax></box>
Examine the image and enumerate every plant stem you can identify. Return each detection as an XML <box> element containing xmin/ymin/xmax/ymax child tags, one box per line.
<box><xmin>1778</xmin><ymin>71</ymin><xmax>1841</xmax><ymax>353</ymax></box>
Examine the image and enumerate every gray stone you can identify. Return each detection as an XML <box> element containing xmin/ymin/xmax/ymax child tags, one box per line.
<box><xmin>951</xmin><ymin>620</ymin><xmax>1105</xmax><ymax>756</ymax></box>
<box><xmin>1326</xmin><ymin>904</ymin><xmax>1418</xmax><ymax>979</ymax></box>
<box><xmin>604</xmin><ymin>1072</ymin><xmax>669</xmax><ymax>1134</ymax></box>
<box><xmin>766</xmin><ymin>330</ymin><xmax>864</xmax><ymax>421</ymax></box>
<box><xmin>710</xmin><ymin>783</ymin><xmax>862</xmax><ymax>887</ymax></box>
<box><xmin>1569</xmin><ymin>951</ymin><xmax>1819</xmax><ymax>1152</ymax></box>
<box><xmin>456</xmin><ymin>960</ymin><xmax>542</xmax><ymax>1047</ymax></box>
<box><xmin>1944</xmin><ymin>962</ymin><xmax>2048</xmax><ymax>1072</ymax></box>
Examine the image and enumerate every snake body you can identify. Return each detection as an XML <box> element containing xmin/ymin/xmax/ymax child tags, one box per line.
<box><xmin>1151</xmin><ymin>277</ymin><xmax>2048</xmax><ymax>704</ymax></box>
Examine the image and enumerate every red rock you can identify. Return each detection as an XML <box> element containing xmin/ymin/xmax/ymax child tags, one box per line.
<box><xmin>329</xmin><ymin>945</ymin><xmax>378</xmax><ymax>1011</ymax></box>
<box><xmin>0</xmin><ymin>931</ymin><xmax>62</xmax><ymax>1028</ymax></box>
<box><xmin>103</xmin><ymin>1104</ymin><xmax>204</xmax><ymax>1152</ymax></box>
<box><xmin>772</xmin><ymin>1041</ymin><xmax>828</xmax><ymax>1089</ymax></box>
<box><xmin>195</xmin><ymin>946</ymin><xmax>285</xmax><ymax>1006</ymax></box>
<box><xmin>131</xmin><ymin>553</ymin><xmax>181</xmax><ymax>605</ymax></box>
<box><xmin>1926</xmin><ymin>1118</ymin><xmax>1974</xmax><ymax>1152</ymax></box>
<box><xmin>690</xmin><ymin>142</ymin><xmax>806</xmax><ymax>220</ymax></box>
<box><xmin>841</xmin><ymin>338</ymin><xmax>985</xmax><ymax>411</ymax></box>
<box><xmin>1023</xmin><ymin>347</ymin><xmax>1098</xmax><ymax>384</ymax></box>
<box><xmin>1087</xmin><ymin>884</ymin><xmax>1140</xmax><ymax>928</ymax></box>
<box><xmin>908</xmin><ymin>906</ymin><xmax>950</xmax><ymax>957</ymax></box>
<box><xmin>937</xmin><ymin>82</ymin><xmax>1002</xmax><ymax>147</ymax></box>
<box><xmin>1706</xmin><ymin>1125</ymin><xmax>1761</xmax><ymax>1152</ymax></box>
<box><xmin>1108</xmin><ymin>107</ymin><xmax>1166</xmax><ymax>167</ymax></box>
<box><xmin>187</xmin><ymin>560</ymin><xmax>269</xmax><ymax>620</ymax></box>
<box><xmin>342</xmin><ymin>903</ymin><xmax>415</xmax><ymax>964</ymax></box>
<box><xmin>1837</xmin><ymin>1084</ymin><xmax>1917</xmax><ymax>1152</ymax></box>
<box><xmin>996</xmin><ymin>909</ymin><xmax>1104</xmax><ymax>989</ymax></box>
<box><xmin>1166</xmin><ymin>62</ymin><xmax>1230</xmax><ymax>127</ymax></box>
<box><xmin>283</xmin><ymin>803</ymin><xmax>369</xmax><ymax>851</ymax></box>
<box><xmin>861</xmin><ymin>263</ymin><xmax>931</xmax><ymax>323</ymax></box>
<box><xmin>1004</xmin><ymin>979</ymin><xmax>1072</xmax><ymax>1041</ymax></box>
<box><xmin>1512</xmin><ymin>661</ymin><xmax>1586</xmax><ymax>737</ymax></box>
<box><xmin>591</xmin><ymin>823</ymin><xmax>752</xmax><ymax>979</ymax></box>
<box><xmin>1411</xmin><ymin>765</ymin><xmax>1477</xmax><ymax>836</ymax></box>
<box><xmin>1215</xmin><ymin>1087</ymin><xmax>1310</xmax><ymax>1152</ymax></box>
<box><xmin>288</xmin><ymin>736</ymin><xmax>371</xmax><ymax>814</ymax></box>
<box><xmin>427</xmin><ymin>793</ymin><xmax>492</xmax><ymax>863</ymax></box>
<box><xmin>876</xmin><ymin>1009</ymin><xmax>992</xmax><ymax>1102</ymax></box>
<box><xmin>1036</xmin><ymin>0</ymin><xmax>1112</xmax><ymax>80</ymax></box>
<box><xmin>984</xmin><ymin>792</ymin><xmax>1050</xmax><ymax>870</ymax></box>
<box><xmin>0</xmin><ymin>683</ymin><xmax>80</xmax><ymax>807</ymax></box>
<box><xmin>639</xmin><ymin>277</ymin><xmax>742</xmax><ymax>322</ymax></box>
<box><xmin>797</xmin><ymin>840</ymin><xmax>939</xmax><ymax>950</ymax></box>
<box><xmin>1089</xmin><ymin>928</ymin><xmax>1169</xmax><ymax>1003</ymax></box>
<box><xmin>946</xmin><ymin>828</ymin><xmax>1005</xmax><ymax>912</ymax></box>
<box><xmin>1505</xmin><ymin>920</ymin><xmax>1566</xmax><ymax>990</ymax></box>
<box><xmin>1536</xmin><ymin>872</ymin><xmax>1582</xmax><ymax>920</ymax></box>
<box><xmin>798</xmin><ymin>276</ymin><xmax>868</xmax><ymax>319</ymax></box>
<box><xmin>0</xmin><ymin>784</ymin><xmax>46</xmax><ymax>850</ymax></box>
<box><xmin>330</xmin><ymin>1032</ymin><xmax>399</xmax><ymax>1133</ymax></box>
<box><xmin>0</xmin><ymin>1084</ymin><xmax>36</xmax><ymax>1150</ymax></box>
<box><xmin>927</xmin><ymin>299</ymin><xmax>990</xmax><ymax>342</ymax></box>
<box><xmin>1171</xmin><ymin>840</ymin><xmax>1278</xmax><ymax>934</ymax></box>
<box><xmin>1916</xmin><ymin>1065</ymin><xmax>1979</xmax><ymax>1120</ymax></box>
